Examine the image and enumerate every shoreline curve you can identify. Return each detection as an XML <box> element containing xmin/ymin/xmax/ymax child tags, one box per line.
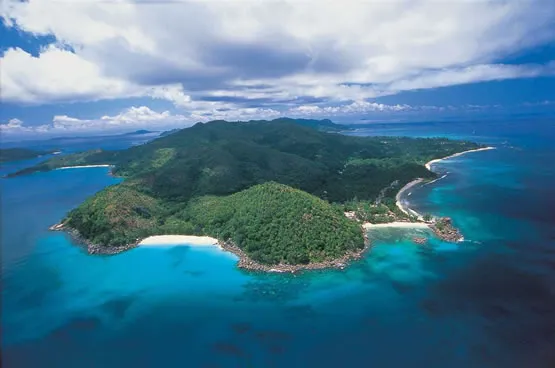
<box><xmin>396</xmin><ymin>146</ymin><xmax>495</xmax><ymax>217</ymax></box>
<box><xmin>425</xmin><ymin>146</ymin><xmax>495</xmax><ymax>171</ymax></box>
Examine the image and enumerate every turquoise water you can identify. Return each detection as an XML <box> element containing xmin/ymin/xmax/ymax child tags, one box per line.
<box><xmin>2</xmin><ymin>119</ymin><xmax>555</xmax><ymax>367</ymax></box>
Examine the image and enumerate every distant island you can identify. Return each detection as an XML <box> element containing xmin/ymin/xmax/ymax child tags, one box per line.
<box><xmin>13</xmin><ymin>118</ymin><xmax>485</xmax><ymax>272</ymax></box>
<box><xmin>0</xmin><ymin>148</ymin><xmax>59</xmax><ymax>164</ymax></box>
<box><xmin>122</xmin><ymin>129</ymin><xmax>158</xmax><ymax>135</ymax></box>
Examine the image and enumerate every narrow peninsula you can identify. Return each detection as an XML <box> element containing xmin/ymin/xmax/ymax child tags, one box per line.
<box><xmin>0</xmin><ymin>148</ymin><xmax>59</xmax><ymax>164</ymax></box>
<box><xmin>20</xmin><ymin>118</ymin><xmax>485</xmax><ymax>272</ymax></box>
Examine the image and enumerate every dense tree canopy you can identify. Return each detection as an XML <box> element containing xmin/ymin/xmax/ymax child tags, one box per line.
<box><xmin>183</xmin><ymin>182</ymin><xmax>364</xmax><ymax>265</ymax></box>
<box><xmin>12</xmin><ymin>118</ymin><xmax>480</xmax><ymax>203</ymax></box>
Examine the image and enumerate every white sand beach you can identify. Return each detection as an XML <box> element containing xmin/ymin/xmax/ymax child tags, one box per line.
<box><xmin>56</xmin><ymin>164</ymin><xmax>113</xmax><ymax>170</ymax></box>
<box><xmin>395</xmin><ymin>178</ymin><xmax>424</xmax><ymax>218</ymax></box>
<box><xmin>362</xmin><ymin>222</ymin><xmax>430</xmax><ymax>229</ymax></box>
<box><xmin>138</xmin><ymin>235</ymin><xmax>220</xmax><ymax>247</ymax></box>
<box><xmin>392</xmin><ymin>147</ymin><xmax>495</xmax><ymax>217</ymax></box>
<box><xmin>425</xmin><ymin>147</ymin><xmax>495</xmax><ymax>171</ymax></box>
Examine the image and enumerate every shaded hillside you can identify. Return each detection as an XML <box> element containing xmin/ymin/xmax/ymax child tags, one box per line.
<box><xmin>12</xmin><ymin>119</ymin><xmax>480</xmax><ymax>204</ymax></box>
<box><xmin>183</xmin><ymin>182</ymin><xmax>364</xmax><ymax>265</ymax></box>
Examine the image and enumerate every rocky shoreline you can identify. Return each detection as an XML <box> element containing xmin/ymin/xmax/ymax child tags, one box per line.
<box><xmin>429</xmin><ymin>217</ymin><xmax>463</xmax><ymax>242</ymax></box>
<box><xmin>49</xmin><ymin>223</ymin><xmax>138</xmax><ymax>255</ymax></box>
<box><xmin>50</xmin><ymin>214</ymin><xmax>462</xmax><ymax>274</ymax></box>
<box><xmin>220</xmin><ymin>229</ymin><xmax>370</xmax><ymax>273</ymax></box>
<box><xmin>49</xmin><ymin>223</ymin><xmax>371</xmax><ymax>273</ymax></box>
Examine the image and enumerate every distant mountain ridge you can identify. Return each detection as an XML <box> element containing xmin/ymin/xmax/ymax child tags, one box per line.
<box><xmin>288</xmin><ymin>118</ymin><xmax>351</xmax><ymax>131</ymax></box>
<box><xmin>160</xmin><ymin>118</ymin><xmax>349</xmax><ymax>137</ymax></box>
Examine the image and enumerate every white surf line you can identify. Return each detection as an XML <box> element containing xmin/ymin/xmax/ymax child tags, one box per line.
<box><xmin>425</xmin><ymin>173</ymin><xmax>448</xmax><ymax>186</ymax></box>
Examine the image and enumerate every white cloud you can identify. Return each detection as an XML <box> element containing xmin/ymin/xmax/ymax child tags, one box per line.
<box><xmin>148</xmin><ymin>85</ymin><xmax>192</xmax><ymax>107</ymax></box>
<box><xmin>0</xmin><ymin>46</ymin><xmax>137</xmax><ymax>104</ymax></box>
<box><xmin>1</xmin><ymin>0</ymin><xmax>555</xmax><ymax>112</ymax></box>
<box><xmin>51</xmin><ymin>106</ymin><xmax>189</xmax><ymax>131</ymax></box>
<box><xmin>288</xmin><ymin>101</ymin><xmax>412</xmax><ymax>116</ymax></box>
<box><xmin>0</xmin><ymin>100</ymin><xmax>418</xmax><ymax>137</ymax></box>
<box><xmin>1</xmin><ymin>104</ymin><xmax>282</xmax><ymax>137</ymax></box>
<box><xmin>1</xmin><ymin>106</ymin><xmax>190</xmax><ymax>137</ymax></box>
<box><xmin>0</xmin><ymin>45</ymin><xmax>198</xmax><ymax>105</ymax></box>
<box><xmin>6</xmin><ymin>96</ymin><xmax>552</xmax><ymax>138</ymax></box>
<box><xmin>6</xmin><ymin>118</ymin><xmax>24</xmax><ymax>128</ymax></box>
<box><xmin>386</xmin><ymin>62</ymin><xmax>555</xmax><ymax>92</ymax></box>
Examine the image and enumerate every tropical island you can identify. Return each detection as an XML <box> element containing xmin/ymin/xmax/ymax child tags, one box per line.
<box><xmin>11</xmin><ymin>118</ymin><xmax>486</xmax><ymax>272</ymax></box>
<box><xmin>0</xmin><ymin>148</ymin><xmax>59</xmax><ymax>164</ymax></box>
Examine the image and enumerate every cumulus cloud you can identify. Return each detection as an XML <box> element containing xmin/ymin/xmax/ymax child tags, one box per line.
<box><xmin>1</xmin><ymin>0</ymin><xmax>555</xmax><ymax>115</ymax></box>
<box><xmin>1</xmin><ymin>45</ymin><xmax>137</xmax><ymax>103</ymax></box>
<box><xmin>1</xmin><ymin>106</ymin><xmax>191</xmax><ymax>137</ymax></box>
<box><xmin>5</xmin><ymin>118</ymin><xmax>24</xmax><ymax>128</ymax></box>
<box><xmin>288</xmin><ymin>101</ymin><xmax>412</xmax><ymax>117</ymax></box>
<box><xmin>51</xmin><ymin>106</ymin><xmax>190</xmax><ymax>131</ymax></box>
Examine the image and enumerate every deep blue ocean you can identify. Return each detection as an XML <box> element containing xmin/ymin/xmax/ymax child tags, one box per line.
<box><xmin>2</xmin><ymin>119</ymin><xmax>554</xmax><ymax>367</ymax></box>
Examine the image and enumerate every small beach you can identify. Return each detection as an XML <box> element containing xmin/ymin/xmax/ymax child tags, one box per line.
<box><xmin>425</xmin><ymin>146</ymin><xmax>495</xmax><ymax>170</ymax></box>
<box><xmin>56</xmin><ymin>164</ymin><xmax>113</xmax><ymax>170</ymax></box>
<box><xmin>138</xmin><ymin>235</ymin><xmax>220</xmax><ymax>247</ymax></box>
<box><xmin>395</xmin><ymin>147</ymin><xmax>496</xmax><ymax>217</ymax></box>
<box><xmin>395</xmin><ymin>179</ymin><xmax>424</xmax><ymax>218</ymax></box>
<box><xmin>363</xmin><ymin>222</ymin><xmax>429</xmax><ymax>229</ymax></box>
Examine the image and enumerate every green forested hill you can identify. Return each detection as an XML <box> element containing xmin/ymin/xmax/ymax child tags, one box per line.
<box><xmin>16</xmin><ymin>118</ymin><xmax>480</xmax><ymax>264</ymax></box>
<box><xmin>13</xmin><ymin>118</ymin><xmax>479</xmax><ymax>203</ymax></box>
<box><xmin>66</xmin><ymin>182</ymin><xmax>364</xmax><ymax>265</ymax></box>
<box><xmin>184</xmin><ymin>182</ymin><xmax>364</xmax><ymax>265</ymax></box>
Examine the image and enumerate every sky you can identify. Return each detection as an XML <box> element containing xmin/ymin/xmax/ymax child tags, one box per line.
<box><xmin>1</xmin><ymin>0</ymin><xmax>555</xmax><ymax>139</ymax></box>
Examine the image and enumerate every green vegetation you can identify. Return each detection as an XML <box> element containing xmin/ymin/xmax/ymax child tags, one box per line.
<box><xmin>288</xmin><ymin>118</ymin><xmax>351</xmax><ymax>132</ymax></box>
<box><xmin>65</xmin><ymin>182</ymin><xmax>364</xmax><ymax>265</ymax></box>
<box><xmin>65</xmin><ymin>185</ymin><xmax>165</xmax><ymax>246</ymax></box>
<box><xmin>185</xmin><ymin>182</ymin><xmax>364</xmax><ymax>264</ymax></box>
<box><xmin>0</xmin><ymin>148</ymin><xmax>56</xmax><ymax>164</ymax></box>
<box><xmin>18</xmin><ymin>118</ymin><xmax>480</xmax><ymax>265</ymax></box>
<box><xmin>13</xmin><ymin>118</ymin><xmax>480</xmax><ymax>203</ymax></box>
